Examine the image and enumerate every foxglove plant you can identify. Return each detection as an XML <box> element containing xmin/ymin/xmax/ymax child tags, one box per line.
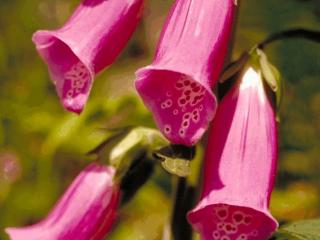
<box><xmin>6</xmin><ymin>163</ymin><xmax>119</xmax><ymax>240</ymax></box>
<box><xmin>135</xmin><ymin>0</ymin><xmax>235</xmax><ymax>146</ymax></box>
<box><xmin>188</xmin><ymin>67</ymin><xmax>278</xmax><ymax>240</ymax></box>
<box><xmin>33</xmin><ymin>0</ymin><xmax>144</xmax><ymax>113</ymax></box>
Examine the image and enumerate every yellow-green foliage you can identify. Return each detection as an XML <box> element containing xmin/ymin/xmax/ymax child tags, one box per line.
<box><xmin>0</xmin><ymin>0</ymin><xmax>319</xmax><ymax>239</ymax></box>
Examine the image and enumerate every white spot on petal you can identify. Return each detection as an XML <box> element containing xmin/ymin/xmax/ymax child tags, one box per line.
<box><xmin>161</xmin><ymin>99</ymin><xmax>173</xmax><ymax>109</ymax></box>
<box><xmin>178</xmin><ymin>97</ymin><xmax>187</xmax><ymax>107</ymax></box>
<box><xmin>183</xmin><ymin>113</ymin><xmax>191</xmax><ymax>120</ymax></box>
<box><xmin>192</xmin><ymin>109</ymin><xmax>200</xmax><ymax>123</ymax></box>
<box><xmin>223</xmin><ymin>223</ymin><xmax>237</xmax><ymax>234</ymax></box>
<box><xmin>243</xmin><ymin>215</ymin><xmax>253</xmax><ymax>225</ymax></box>
<box><xmin>66</xmin><ymin>89</ymin><xmax>74</xmax><ymax>98</ymax></box>
<box><xmin>250</xmin><ymin>230</ymin><xmax>258</xmax><ymax>236</ymax></box>
<box><xmin>214</xmin><ymin>205</ymin><xmax>229</xmax><ymax>220</ymax></box>
<box><xmin>64</xmin><ymin>62</ymin><xmax>89</xmax><ymax>97</ymax></box>
<box><xmin>179</xmin><ymin>128</ymin><xmax>185</xmax><ymax>137</ymax></box>
<box><xmin>164</xmin><ymin>125</ymin><xmax>171</xmax><ymax>134</ymax></box>
<box><xmin>232</xmin><ymin>211</ymin><xmax>245</xmax><ymax>225</ymax></box>
<box><xmin>175</xmin><ymin>80</ymin><xmax>184</xmax><ymax>89</ymax></box>
<box><xmin>166</xmin><ymin>99</ymin><xmax>173</xmax><ymax>107</ymax></box>
<box><xmin>181</xmin><ymin>120</ymin><xmax>190</xmax><ymax>129</ymax></box>
<box><xmin>221</xmin><ymin>236</ymin><xmax>231</xmax><ymax>240</ymax></box>
<box><xmin>236</xmin><ymin>234</ymin><xmax>248</xmax><ymax>240</ymax></box>
<box><xmin>217</xmin><ymin>222</ymin><xmax>225</xmax><ymax>231</ymax></box>
<box><xmin>212</xmin><ymin>231</ymin><xmax>220</xmax><ymax>240</ymax></box>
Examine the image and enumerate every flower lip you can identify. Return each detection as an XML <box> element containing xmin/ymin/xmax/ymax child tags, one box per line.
<box><xmin>188</xmin><ymin>203</ymin><xmax>278</xmax><ymax>240</ymax></box>
<box><xmin>33</xmin><ymin>31</ymin><xmax>94</xmax><ymax>114</ymax></box>
<box><xmin>135</xmin><ymin>66</ymin><xmax>217</xmax><ymax>146</ymax></box>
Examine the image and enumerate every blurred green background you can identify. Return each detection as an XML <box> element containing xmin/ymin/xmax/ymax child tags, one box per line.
<box><xmin>0</xmin><ymin>0</ymin><xmax>320</xmax><ymax>239</ymax></box>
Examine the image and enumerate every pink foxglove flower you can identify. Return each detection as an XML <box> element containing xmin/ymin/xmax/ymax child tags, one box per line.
<box><xmin>188</xmin><ymin>68</ymin><xmax>278</xmax><ymax>240</ymax></box>
<box><xmin>135</xmin><ymin>0</ymin><xmax>235</xmax><ymax>145</ymax></box>
<box><xmin>6</xmin><ymin>163</ymin><xmax>119</xmax><ymax>240</ymax></box>
<box><xmin>33</xmin><ymin>0</ymin><xmax>144</xmax><ymax>113</ymax></box>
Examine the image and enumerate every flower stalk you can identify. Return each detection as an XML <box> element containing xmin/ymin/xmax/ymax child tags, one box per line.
<box><xmin>257</xmin><ymin>28</ymin><xmax>320</xmax><ymax>49</ymax></box>
<box><xmin>171</xmin><ymin>177</ymin><xmax>194</xmax><ymax>240</ymax></box>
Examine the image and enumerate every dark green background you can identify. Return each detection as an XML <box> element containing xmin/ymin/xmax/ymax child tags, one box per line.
<box><xmin>0</xmin><ymin>0</ymin><xmax>319</xmax><ymax>239</ymax></box>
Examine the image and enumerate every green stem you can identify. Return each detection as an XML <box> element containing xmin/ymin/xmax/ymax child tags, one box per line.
<box><xmin>171</xmin><ymin>177</ymin><xmax>194</xmax><ymax>240</ymax></box>
<box><xmin>258</xmin><ymin>28</ymin><xmax>320</xmax><ymax>49</ymax></box>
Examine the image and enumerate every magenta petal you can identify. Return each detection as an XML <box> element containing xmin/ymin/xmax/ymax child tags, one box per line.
<box><xmin>6</xmin><ymin>163</ymin><xmax>120</xmax><ymax>240</ymax></box>
<box><xmin>135</xmin><ymin>0</ymin><xmax>235</xmax><ymax>145</ymax></box>
<box><xmin>33</xmin><ymin>0</ymin><xmax>144</xmax><ymax>113</ymax></box>
<box><xmin>188</xmin><ymin>68</ymin><xmax>279</xmax><ymax>240</ymax></box>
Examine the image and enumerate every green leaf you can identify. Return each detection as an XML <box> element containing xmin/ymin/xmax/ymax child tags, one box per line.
<box><xmin>269</xmin><ymin>63</ymin><xmax>282</xmax><ymax>106</ymax></box>
<box><xmin>87</xmin><ymin>126</ymin><xmax>133</xmax><ymax>157</ymax></box>
<box><xmin>154</xmin><ymin>145</ymin><xmax>195</xmax><ymax>177</ymax></box>
<box><xmin>275</xmin><ymin>219</ymin><xmax>320</xmax><ymax>240</ymax></box>
<box><xmin>256</xmin><ymin>48</ymin><xmax>283</xmax><ymax>120</ymax></box>
<box><xmin>88</xmin><ymin>126</ymin><xmax>168</xmax><ymax>180</ymax></box>
<box><xmin>257</xmin><ymin>48</ymin><xmax>278</xmax><ymax>92</ymax></box>
<box><xmin>88</xmin><ymin>127</ymin><xmax>169</xmax><ymax>202</ymax></box>
<box><xmin>161</xmin><ymin>158</ymin><xmax>191</xmax><ymax>177</ymax></box>
<box><xmin>269</xmin><ymin>63</ymin><xmax>283</xmax><ymax>122</ymax></box>
<box><xmin>109</xmin><ymin>127</ymin><xmax>168</xmax><ymax>179</ymax></box>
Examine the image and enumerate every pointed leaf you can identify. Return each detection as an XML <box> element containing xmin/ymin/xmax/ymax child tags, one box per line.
<box><xmin>257</xmin><ymin>48</ymin><xmax>278</xmax><ymax>92</ymax></box>
<box><xmin>161</xmin><ymin>158</ymin><xmax>191</xmax><ymax>177</ymax></box>
<box><xmin>275</xmin><ymin>219</ymin><xmax>320</xmax><ymax>240</ymax></box>
<box><xmin>109</xmin><ymin>127</ymin><xmax>168</xmax><ymax>179</ymax></box>
<box><xmin>269</xmin><ymin>63</ymin><xmax>283</xmax><ymax>122</ymax></box>
<box><xmin>88</xmin><ymin>127</ymin><xmax>168</xmax><ymax>180</ymax></box>
<box><xmin>154</xmin><ymin>145</ymin><xmax>195</xmax><ymax>177</ymax></box>
<box><xmin>87</xmin><ymin>126</ymin><xmax>133</xmax><ymax>157</ymax></box>
<box><xmin>269</xmin><ymin>63</ymin><xmax>282</xmax><ymax>109</ymax></box>
<box><xmin>256</xmin><ymin>48</ymin><xmax>283</xmax><ymax>120</ymax></box>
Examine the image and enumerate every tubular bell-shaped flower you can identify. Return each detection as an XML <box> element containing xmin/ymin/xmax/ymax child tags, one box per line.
<box><xmin>188</xmin><ymin>68</ymin><xmax>279</xmax><ymax>240</ymax></box>
<box><xmin>6</xmin><ymin>163</ymin><xmax>119</xmax><ymax>240</ymax></box>
<box><xmin>33</xmin><ymin>0</ymin><xmax>144</xmax><ymax>113</ymax></box>
<box><xmin>135</xmin><ymin>0</ymin><xmax>235</xmax><ymax>145</ymax></box>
